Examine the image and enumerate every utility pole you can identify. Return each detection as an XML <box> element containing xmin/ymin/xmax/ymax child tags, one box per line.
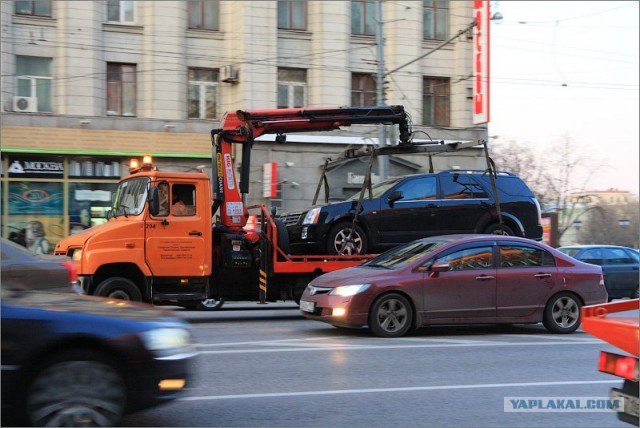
<box><xmin>376</xmin><ymin>0</ymin><xmax>389</xmax><ymax>180</ymax></box>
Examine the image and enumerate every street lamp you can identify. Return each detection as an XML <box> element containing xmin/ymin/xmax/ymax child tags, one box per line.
<box><xmin>573</xmin><ymin>219</ymin><xmax>583</xmax><ymax>230</ymax></box>
<box><xmin>618</xmin><ymin>218</ymin><xmax>630</xmax><ymax>229</ymax></box>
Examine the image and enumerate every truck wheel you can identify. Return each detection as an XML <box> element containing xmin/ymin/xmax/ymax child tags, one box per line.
<box><xmin>484</xmin><ymin>223</ymin><xmax>515</xmax><ymax>236</ymax></box>
<box><xmin>94</xmin><ymin>277</ymin><xmax>142</xmax><ymax>301</ymax></box>
<box><xmin>542</xmin><ymin>292</ymin><xmax>581</xmax><ymax>334</ymax></box>
<box><xmin>196</xmin><ymin>297</ymin><xmax>225</xmax><ymax>311</ymax></box>
<box><xmin>26</xmin><ymin>351</ymin><xmax>126</xmax><ymax>427</ymax></box>
<box><xmin>327</xmin><ymin>223</ymin><xmax>368</xmax><ymax>255</ymax></box>
<box><xmin>368</xmin><ymin>293</ymin><xmax>413</xmax><ymax>338</ymax></box>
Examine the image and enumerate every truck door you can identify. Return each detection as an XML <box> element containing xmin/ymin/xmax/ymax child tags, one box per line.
<box><xmin>145</xmin><ymin>181</ymin><xmax>211</xmax><ymax>277</ymax></box>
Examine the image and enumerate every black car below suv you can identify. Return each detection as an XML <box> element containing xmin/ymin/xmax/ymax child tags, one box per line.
<box><xmin>280</xmin><ymin>170</ymin><xmax>543</xmax><ymax>255</ymax></box>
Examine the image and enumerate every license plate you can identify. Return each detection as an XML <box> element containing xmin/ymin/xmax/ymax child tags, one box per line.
<box><xmin>300</xmin><ymin>300</ymin><xmax>315</xmax><ymax>313</ymax></box>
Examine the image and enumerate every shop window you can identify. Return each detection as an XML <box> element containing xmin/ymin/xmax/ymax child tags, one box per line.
<box><xmin>188</xmin><ymin>0</ymin><xmax>219</xmax><ymax>30</ymax></box>
<box><xmin>69</xmin><ymin>183</ymin><xmax>118</xmax><ymax>234</ymax></box>
<box><xmin>7</xmin><ymin>181</ymin><xmax>64</xmax><ymax>254</ymax></box>
<box><xmin>188</xmin><ymin>68</ymin><xmax>218</xmax><ymax>119</ymax></box>
<box><xmin>15</xmin><ymin>0</ymin><xmax>51</xmax><ymax>17</ymax></box>
<box><xmin>107</xmin><ymin>63</ymin><xmax>136</xmax><ymax>116</ymax></box>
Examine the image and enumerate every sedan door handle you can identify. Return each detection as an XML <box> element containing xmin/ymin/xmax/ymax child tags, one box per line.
<box><xmin>475</xmin><ymin>275</ymin><xmax>495</xmax><ymax>281</ymax></box>
<box><xmin>189</xmin><ymin>231</ymin><xmax>203</xmax><ymax>236</ymax></box>
<box><xmin>534</xmin><ymin>273</ymin><xmax>552</xmax><ymax>279</ymax></box>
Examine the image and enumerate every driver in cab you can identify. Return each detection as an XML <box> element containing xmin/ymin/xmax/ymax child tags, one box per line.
<box><xmin>172</xmin><ymin>193</ymin><xmax>189</xmax><ymax>216</ymax></box>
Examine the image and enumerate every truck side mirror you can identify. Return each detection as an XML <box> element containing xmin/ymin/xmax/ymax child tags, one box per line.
<box><xmin>388</xmin><ymin>190</ymin><xmax>403</xmax><ymax>207</ymax></box>
<box><xmin>148</xmin><ymin>187</ymin><xmax>159</xmax><ymax>216</ymax></box>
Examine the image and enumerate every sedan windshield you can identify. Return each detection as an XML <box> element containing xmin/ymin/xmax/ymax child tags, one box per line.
<box><xmin>111</xmin><ymin>177</ymin><xmax>149</xmax><ymax>216</ymax></box>
<box><xmin>363</xmin><ymin>239</ymin><xmax>448</xmax><ymax>269</ymax></box>
<box><xmin>346</xmin><ymin>176</ymin><xmax>404</xmax><ymax>201</ymax></box>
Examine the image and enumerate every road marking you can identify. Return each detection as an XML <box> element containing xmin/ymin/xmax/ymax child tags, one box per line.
<box><xmin>195</xmin><ymin>339</ymin><xmax>603</xmax><ymax>354</ymax></box>
<box><xmin>498</xmin><ymin>334</ymin><xmax>598</xmax><ymax>341</ymax></box>
<box><xmin>180</xmin><ymin>380</ymin><xmax>619</xmax><ymax>402</ymax></box>
<box><xmin>196</xmin><ymin>336</ymin><xmax>341</xmax><ymax>348</ymax></box>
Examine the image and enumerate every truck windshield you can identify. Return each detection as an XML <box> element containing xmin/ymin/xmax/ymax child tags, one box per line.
<box><xmin>111</xmin><ymin>177</ymin><xmax>149</xmax><ymax>216</ymax></box>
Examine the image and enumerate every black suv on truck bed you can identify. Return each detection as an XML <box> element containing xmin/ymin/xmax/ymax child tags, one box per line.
<box><xmin>280</xmin><ymin>170</ymin><xmax>543</xmax><ymax>255</ymax></box>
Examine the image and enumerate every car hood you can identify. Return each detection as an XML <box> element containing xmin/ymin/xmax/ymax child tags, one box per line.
<box><xmin>3</xmin><ymin>290</ymin><xmax>184</xmax><ymax>324</ymax></box>
<box><xmin>310</xmin><ymin>265</ymin><xmax>403</xmax><ymax>287</ymax></box>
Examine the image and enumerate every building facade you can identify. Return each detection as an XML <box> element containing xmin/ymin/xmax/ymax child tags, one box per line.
<box><xmin>1</xmin><ymin>0</ymin><xmax>487</xmax><ymax>251</ymax></box>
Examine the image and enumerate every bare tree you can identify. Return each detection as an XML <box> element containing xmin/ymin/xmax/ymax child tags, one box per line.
<box><xmin>490</xmin><ymin>135</ymin><xmax>600</xmax><ymax>243</ymax></box>
<box><xmin>581</xmin><ymin>202</ymin><xmax>640</xmax><ymax>248</ymax></box>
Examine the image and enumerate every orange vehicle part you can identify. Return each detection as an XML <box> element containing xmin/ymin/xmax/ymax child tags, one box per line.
<box><xmin>581</xmin><ymin>299</ymin><xmax>639</xmax><ymax>357</ymax></box>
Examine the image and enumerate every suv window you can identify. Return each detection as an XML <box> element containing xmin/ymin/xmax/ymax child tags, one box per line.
<box><xmin>396</xmin><ymin>176</ymin><xmax>437</xmax><ymax>200</ymax></box>
<box><xmin>440</xmin><ymin>175</ymin><xmax>488</xmax><ymax>199</ymax></box>
<box><xmin>578</xmin><ymin>248</ymin><xmax>603</xmax><ymax>265</ymax></box>
<box><xmin>602</xmin><ymin>248</ymin><xmax>635</xmax><ymax>264</ymax></box>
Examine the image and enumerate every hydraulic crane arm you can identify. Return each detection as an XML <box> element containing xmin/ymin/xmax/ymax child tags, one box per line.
<box><xmin>210</xmin><ymin>105</ymin><xmax>413</xmax><ymax>231</ymax></box>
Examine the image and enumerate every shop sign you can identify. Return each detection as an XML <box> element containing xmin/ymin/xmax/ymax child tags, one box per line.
<box><xmin>8</xmin><ymin>156</ymin><xmax>64</xmax><ymax>178</ymax></box>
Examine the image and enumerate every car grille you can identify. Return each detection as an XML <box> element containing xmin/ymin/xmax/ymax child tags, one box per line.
<box><xmin>279</xmin><ymin>211</ymin><xmax>305</xmax><ymax>227</ymax></box>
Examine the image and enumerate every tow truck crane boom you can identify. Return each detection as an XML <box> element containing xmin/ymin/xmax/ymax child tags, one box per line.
<box><xmin>210</xmin><ymin>105</ymin><xmax>412</xmax><ymax>231</ymax></box>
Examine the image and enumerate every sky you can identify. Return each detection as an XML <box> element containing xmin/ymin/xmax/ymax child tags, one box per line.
<box><xmin>488</xmin><ymin>1</ymin><xmax>639</xmax><ymax>196</ymax></box>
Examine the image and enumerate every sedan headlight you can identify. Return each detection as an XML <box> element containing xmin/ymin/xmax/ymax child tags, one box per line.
<box><xmin>302</xmin><ymin>208</ymin><xmax>321</xmax><ymax>225</ymax></box>
<box><xmin>140</xmin><ymin>327</ymin><xmax>193</xmax><ymax>358</ymax></box>
<box><xmin>329</xmin><ymin>284</ymin><xmax>370</xmax><ymax>297</ymax></box>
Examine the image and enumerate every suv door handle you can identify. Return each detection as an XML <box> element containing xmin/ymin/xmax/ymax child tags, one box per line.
<box><xmin>189</xmin><ymin>231</ymin><xmax>202</xmax><ymax>236</ymax></box>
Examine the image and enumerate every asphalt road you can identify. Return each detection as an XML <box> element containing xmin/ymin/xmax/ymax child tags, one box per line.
<box><xmin>121</xmin><ymin>302</ymin><xmax>630</xmax><ymax>428</ymax></box>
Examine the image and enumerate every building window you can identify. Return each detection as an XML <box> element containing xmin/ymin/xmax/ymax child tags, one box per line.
<box><xmin>107</xmin><ymin>0</ymin><xmax>135</xmax><ymax>23</ymax></box>
<box><xmin>351</xmin><ymin>0</ymin><xmax>376</xmax><ymax>35</ymax></box>
<box><xmin>422</xmin><ymin>77</ymin><xmax>450</xmax><ymax>126</ymax></box>
<box><xmin>107</xmin><ymin>63</ymin><xmax>136</xmax><ymax>116</ymax></box>
<box><xmin>277</xmin><ymin>68</ymin><xmax>307</xmax><ymax>108</ymax></box>
<box><xmin>423</xmin><ymin>0</ymin><xmax>448</xmax><ymax>40</ymax></box>
<box><xmin>188</xmin><ymin>0</ymin><xmax>219</xmax><ymax>30</ymax></box>
<box><xmin>15</xmin><ymin>0</ymin><xmax>51</xmax><ymax>17</ymax></box>
<box><xmin>351</xmin><ymin>73</ymin><xmax>376</xmax><ymax>106</ymax></box>
<box><xmin>16</xmin><ymin>56</ymin><xmax>53</xmax><ymax>112</ymax></box>
<box><xmin>188</xmin><ymin>68</ymin><xmax>218</xmax><ymax>119</ymax></box>
<box><xmin>277</xmin><ymin>0</ymin><xmax>306</xmax><ymax>30</ymax></box>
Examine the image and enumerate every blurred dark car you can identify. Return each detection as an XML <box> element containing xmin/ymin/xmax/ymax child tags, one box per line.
<box><xmin>557</xmin><ymin>245</ymin><xmax>639</xmax><ymax>300</ymax></box>
<box><xmin>280</xmin><ymin>170</ymin><xmax>543</xmax><ymax>255</ymax></box>
<box><xmin>300</xmin><ymin>235</ymin><xmax>607</xmax><ymax>337</ymax></box>
<box><xmin>1</xmin><ymin>286</ymin><xmax>195</xmax><ymax>426</ymax></box>
<box><xmin>1</xmin><ymin>237</ymin><xmax>80</xmax><ymax>293</ymax></box>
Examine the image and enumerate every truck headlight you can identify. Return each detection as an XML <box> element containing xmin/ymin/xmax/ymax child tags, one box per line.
<box><xmin>329</xmin><ymin>284</ymin><xmax>370</xmax><ymax>297</ymax></box>
<box><xmin>302</xmin><ymin>208</ymin><xmax>321</xmax><ymax>225</ymax></box>
<box><xmin>71</xmin><ymin>248</ymin><xmax>83</xmax><ymax>261</ymax></box>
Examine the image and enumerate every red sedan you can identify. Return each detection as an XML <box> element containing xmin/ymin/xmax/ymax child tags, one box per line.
<box><xmin>300</xmin><ymin>234</ymin><xmax>608</xmax><ymax>337</ymax></box>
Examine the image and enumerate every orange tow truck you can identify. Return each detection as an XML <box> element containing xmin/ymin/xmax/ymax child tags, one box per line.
<box><xmin>54</xmin><ymin>105</ymin><xmax>434</xmax><ymax>310</ymax></box>
<box><xmin>581</xmin><ymin>298</ymin><xmax>639</xmax><ymax>425</ymax></box>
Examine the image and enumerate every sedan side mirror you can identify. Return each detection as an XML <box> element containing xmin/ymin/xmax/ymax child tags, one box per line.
<box><xmin>428</xmin><ymin>261</ymin><xmax>451</xmax><ymax>278</ymax></box>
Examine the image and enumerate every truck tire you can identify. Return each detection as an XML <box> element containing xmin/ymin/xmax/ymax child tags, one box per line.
<box><xmin>327</xmin><ymin>222</ymin><xmax>368</xmax><ymax>255</ymax></box>
<box><xmin>196</xmin><ymin>297</ymin><xmax>225</xmax><ymax>311</ymax></box>
<box><xmin>94</xmin><ymin>277</ymin><xmax>142</xmax><ymax>301</ymax></box>
<box><xmin>542</xmin><ymin>292</ymin><xmax>581</xmax><ymax>334</ymax></box>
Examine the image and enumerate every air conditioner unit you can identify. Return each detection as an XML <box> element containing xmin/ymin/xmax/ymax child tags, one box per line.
<box><xmin>13</xmin><ymin>96</ymin><xmax>38</xmax><ymax>113</ymax></box>
<box><xmin>221</xmin><ymin>65</ymin><xmax>239</xmax><ymax>84</ymax></box>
